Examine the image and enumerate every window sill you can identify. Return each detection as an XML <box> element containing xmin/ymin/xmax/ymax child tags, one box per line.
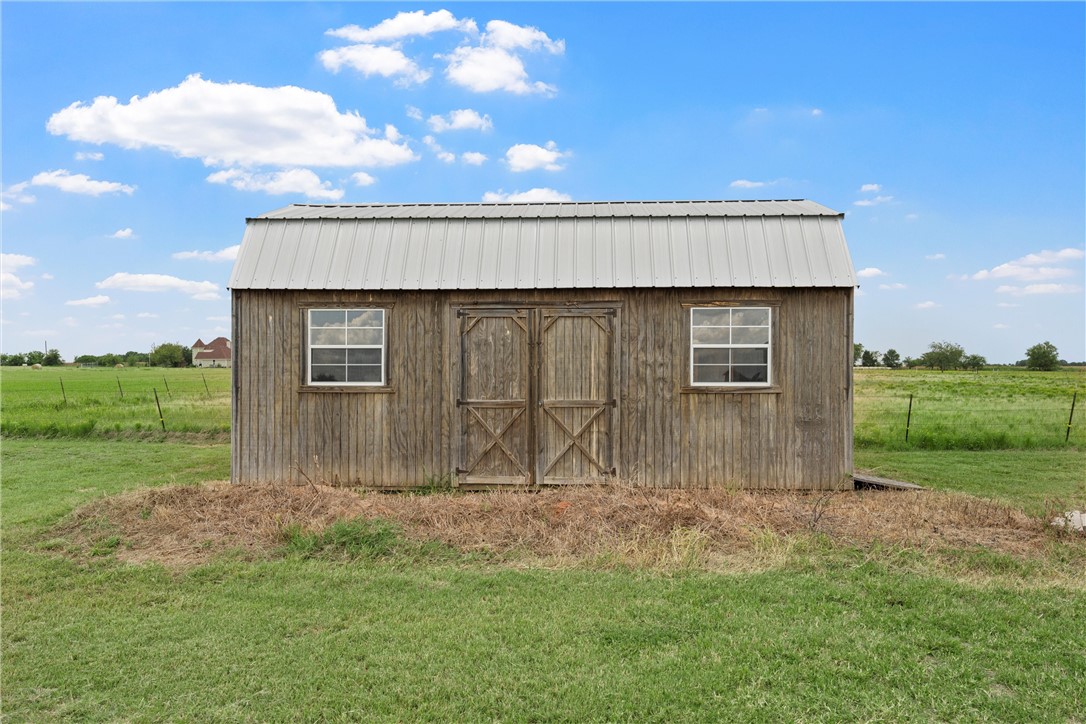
<box><xmin>298</xmin><ymin>385</ymin><xmax>396</xmax><ymax>394</ymax></box>
<box><xmin>681</xmin><ymin>385</ymin><xmax>782</xmax><ymax>395</ymax></box>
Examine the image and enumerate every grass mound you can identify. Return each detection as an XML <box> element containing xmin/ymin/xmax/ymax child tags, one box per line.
<box><xmin>50</xmin><ymin>482</ymin><xmax>1083</xmax><ymax>577</ymax></box>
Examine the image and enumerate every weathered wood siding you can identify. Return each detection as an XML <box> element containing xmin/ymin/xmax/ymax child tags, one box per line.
<box><xmin>232</xmin><ymin>287</ymin><xmax>853</xmax><ymax>490</ymax></box>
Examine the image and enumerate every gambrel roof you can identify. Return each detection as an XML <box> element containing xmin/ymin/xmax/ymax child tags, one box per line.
<box><xmin>230</xmin><ymin>200</ymin><xmax>855</xmax><ymax>291</ymax></box>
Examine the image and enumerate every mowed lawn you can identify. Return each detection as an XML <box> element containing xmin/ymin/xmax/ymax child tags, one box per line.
<box><xmin>2</xmin><ymin>367</ymin><xmax>1085</xmax><ymax>720</ymax></box>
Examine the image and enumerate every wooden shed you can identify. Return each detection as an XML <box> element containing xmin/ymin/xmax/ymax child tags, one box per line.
<box><xmin>229</xmin><ymin>200</ymin><xmax>856</xmax><ymax>490</ymax></box>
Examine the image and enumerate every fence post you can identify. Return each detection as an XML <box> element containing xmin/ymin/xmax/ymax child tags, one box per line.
<box><xmin>1067</xmin><ymin>391</ymin><xmax>1078</xmax><ymax>443</ymax></box>
<box><xmin>905</xmin><ymin>394</ymin><xmax>914</xmax><ymax>443</ymax></box>
<box><xmin>117</xmin><ymin>377</ymin><xmax>124</xmax><ymax>399</ymax></box>
<box><xmin>202</xmin><ymin>373</ymin><xmax>211</xmax><ymax>398</ymax></box>
<box><xmin>163</xmin><ymin>376</ymin><xmax>171</xmax><ymax>398</ymax></box>
<box><xmin>60</xmin><ymin>377</ymin><xmax>67</xmax><ymax>405</ymax></box>
<box><xmin>154</xmin><ymin>388</ymin><xmax>166</xmax><ymax>432</ymax></box>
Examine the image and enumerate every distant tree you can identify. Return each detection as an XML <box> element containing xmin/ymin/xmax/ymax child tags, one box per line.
<box><xmin>149</xmin><ymin>343</ymin><xmax>190</xmax><ymax>368</ymax></box>
<box><xmin>919</xmin><ymin>341</ymin><xmax>965</xmax><ymax>372</ymax></box>
<box><xmin>1</xmin><ymin>353</ymin><xmax>28</xmax><ymax>366</ymax></box>
<box><xmin>24</xmin><ymin>350</ymin><xmax>45</xmax><ymax>366</ymax></box>
<box><xmin>962</xmin><ymin>354</ymin><xmax>987</xmax><ymax>371</ymax></box>
<box><xmin>853</xmin><ymin>343</ymin><xmax>864</xmax><ymax>365</ymax></box>
<box><xmin>860</xmin><ymin>349</ymin><xmax>881</xmax><ymax>367</ymax></box>
<box><xmin>1024</xmin><ymin>341</ymin><xmax>1060</xmax><ymax>371</ymax></box>
<box><xmin>42</xmin><ymin>348</ymin><xmax>63</xmax><ymax>366</ymax></box>
<box><xmin>903</xmin><ymin>356</ymin><xmax>919</xmax><ymax>369</ymax></box>
<box><xmin>123</xmin><ymin>351</ymin><xmax>150</xmax><ymax>367</ymax></box>
<box><xmin>882</xmin><ymin>349</ymin><xmax>902</xmax><ymax>369</ymax></box>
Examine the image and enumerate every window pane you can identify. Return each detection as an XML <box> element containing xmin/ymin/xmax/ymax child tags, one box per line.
<box><xmin>732</xmin><ymin>365</ymin><xmax>768</xmax><ymax>383</ymax></box>
<box><xmin>693</xmin><ymin>348</ymin><xmax>730</xmax><ymax>365</ymax></box>
<box><xmin>347</xmin><ymin>309</ymin><xmax>383</xmax><ymax>328</ymax></box>
<box><xmin>347</xmin><ymin>365</ymin><xmax>382</xmax><ymax>383</ymax></box>
<box><xmin>348</xmin><ymin>348</ymin><xmax>382</xmax><ymax>365</ymax></box>
<box><xmin>312</xmin><ymin>348</ymin><xmax>346</xmax><ymax>365</ymax></box>
<box><xmin>692</xmin><ymin>365</ymin><xmax>730</xmax><ymax>384</ymax></box>
<box><xmin>311</xmin><ymin>328</ymin><xmax>346</xmax><ymax>346</ymax></box>
<box><xmin>311</xmin><ymin>365</ymin><xmax>346</xmax><ymax>383</ymax></box>
<box><xmin>310</xmin><ymin>310</ymin><xmax>345</xmax><ymax>328</ymax></box>
<box><xmin>732</xmin><ymin>308</ymin><xmax>769</xmax><ymax>326</ymax></box>
<box><xmin>346</xmin><ymin>328</ymin><xmax>383</xmax><ymax>346</ymax></box>
<box><xmin>692</xmin><ymin>308</ymin><xmax>730</xmax><ymax>326</ymax></box>
<box><xmin>732</xmin><ymin>326</ymin><xmax>769</xmax><ymax>345</ymax></box>
<box><xmin>732</xmin><ymin>348</ymin><xmax>768</xmax><ymax>365</ymax></box>
<box><xmin>691</xmin><ymin>327</ymin><xmax>730</xmax><ymax>344</ymax></box>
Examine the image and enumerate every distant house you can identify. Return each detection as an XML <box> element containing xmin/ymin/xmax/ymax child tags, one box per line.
<box><xmin>230</xmin><ymin>200</ymin><xmax>856</xmax><ymax>491</ymax></box>
<box><xmin>192</xmin><ymin>336</ymin><xmax>231</xmax><ymax>368</ymax></box>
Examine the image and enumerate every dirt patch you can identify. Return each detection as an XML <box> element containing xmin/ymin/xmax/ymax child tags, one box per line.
<box><xmin>51</xmin><ymin>482</ymin><xmax>1075</xmax><ymax>570</ymax></box>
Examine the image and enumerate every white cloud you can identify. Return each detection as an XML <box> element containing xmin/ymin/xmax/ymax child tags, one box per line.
<box><xmin>406</xmin><ymin>105</ymin><xmax>423</xmax><ymax>120</ymax></box>
<box><xmin>461</xmin><ymin>152</ymin><xmax>488</xmax><ymax>166</ymax></box>
<box><xmin>441</xmin><ymin>21</ymin><xmax>563</xmax><ymax>96</ymax></box>
<box><xmin>137</xmin><ymin>312</ymin><xmax>159</xmax><ymax>319</ymax></box>
<box><xmin>993</xmin><ymin>323</ymin><xmax>1009</xmax><ymax>329</ymax></box>
<box><xmin>74</xmin><ymin>151</ymin><xmax>104</xmax><ymax>161</ymax></box>
<box><xmin>914</xmin><ymin>301</ymin><xmax>940</xmax><ymax>310</ymax></box>
<box><xmin>207</xmin><ymin>316</ymin><xmax>230</xmax><ymax>322</ymax></box>
<box><xmin>730</xmin><ymin>179</ymin><xmax>766</xmax><ymax>189</ymax></box>
<box><xmin>172</xmin><ymin>245</ymin><xmax>240</xmax><ymax>262</ymax></box>
<box><xmin>855</xmin><ymin>267</ymin><xmax>886</xmax><ymax>278</ymax></box>
<box><xmin>352</xmin><ymin>171</ymin><xmax>376</xmax><ymax>187</ymax></box>
<box><xmin>41</xmin><ymin>273</ymin><xmax>54</xmax><ymax>281</ymax></box>
<box><xmin>878</xmin><ymin>283</ymin><xmax>907</xmax><ymax>290</ymax></box>
<box><xmin>996</xmin><ymin>302</ymin><xmax>1020</xmax><ymax>308</ymax></box>
<box><xmin>422</xmin><ymin>136</ymin><xmax>456</xmax><ymax>163</ymax></box>
<box><xmin>1</xmin><ymin>253</ymin><xmax>37</xmax><ymax>271</ymax></box>
<box><xmin>427</xmin><ymin>108</ymin><xmax>493</xmax><ymax>133</ymax></box>
<box><xmin>482</xmin><ymin>187</ymin><xmax>572</xmax><ymax>203</ymax></box>
<box><xmin>2</xmin><ymin>181</ymin><xmax>36</xmax><ymax>208</ymax></box>
<box><xmin>971</xmin><ymin>249</ymin><xmax>1083</xmax><ymax>282</ymax></box>
<box><xmin>505</xmin><ymin>141</ymin><xmax>568</xmax><ymax>172</ymax></box>
<box><xmin>327</xmin><ymin>10</ymin><xmax>476</xmax><ymax>43</ymax></box>
<box><xmin>96</xmin><ymin>272</ymin><xmax>220</xmax><ymax>300</ymax></box>
<box><xmin>925</xmin><ymin>253</ymin><xmax>945</xmax><ymax>260</ymax></box>
<box><xmin>905</xmin><ymin>213</ymin><xmax>919</xmax><ymax>221</ymax></box>
<box><xmin>0</xmin><ymin>254</ymin><xmax>37</xmax><ymax>300</ymax></box>
<box><xmin>0</xmin><ymin>272</ymin><xmax>34</xmax><ymax>300</ymax></box>
<box><xmin>110</xmin><ymin>314</ymin><xmax>126</xmax><ymax>320</ymax></box>
<box><xmin>207</xmin><ymin>168</ymin><xmax>344</xmax><ymax>200</ymax></box>
<box><xmin>65</xmin><ymin>294</ymin><xmax>111</xmax><ymax>307</ymax></box>
<box><xmin>384</xmin><ymin>124</ymin><xmax>401</xmax><ymax>142</ymax></box>
<box><xmin>63</xmin><ymin>317</ymin><xmax>79</xmax><ymax>327</ymax></box>
<box><xmin>111</xmin><ymin>228</ymin><xmax>135</xmax><ymax>239</ymax></box>
<box><xmin>47</xmin><ymin>74</ymin><xmax>417</xmax><ymax>169</ymax></box>
<box><xmin>319</xmin><ymin>44</ymin><xmax>431</xmax><ymax>86</ymax></box>
<box><xmin>810</xmin><ymin>108</ymin><xmax>823</xmax><ymax>117</ymax></box>
<box><xmin>996</xmin><ymin>283</ymin><xmax>1082</xmax><ymax>296</ymax></box>
<box><xmin>853</xmin><ymin>195</ymin><xmax>893</xmax><ymax>207</ymax></box>
<box><xmin>28</xmin><ymin>169</ymin><xmax>135</xmax><ymax>196</ymax></box>
<box><xmin>859</xmin><ymin>183</ymin><xmax>882</xmax><ymax>193</ymax></box>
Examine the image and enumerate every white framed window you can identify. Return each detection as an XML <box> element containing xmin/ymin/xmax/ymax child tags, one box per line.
<box><xmin>690</xmin><ymin>306</ymin><xmax>772</xmax><ymax>386</ymax></box>
<box><xmin>307</xmin><ymin>308</ymin><xmax>385</xmax><ymax>386</ymax></box>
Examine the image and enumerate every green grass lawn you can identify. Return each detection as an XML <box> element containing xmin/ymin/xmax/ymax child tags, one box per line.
<box><xmin>3</xmin><ymin>439</ymin><xmax>1085</xmax><ymax>720</ymax></box>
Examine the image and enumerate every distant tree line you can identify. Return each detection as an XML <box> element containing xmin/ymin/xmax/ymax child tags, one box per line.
<box><xmin>853</xmin><ymin>340</ymin><xmax>1066</xmax><ymax>372</ymax></box>
<box><xmin>0</xmin><ymin>349</ymin><xmax>64</xmax><ymax>366</ymax></box>
<box><xmin>2</xmin><ymin>343</ymin><xmax>193</xmax><ymax>368</ymax></box>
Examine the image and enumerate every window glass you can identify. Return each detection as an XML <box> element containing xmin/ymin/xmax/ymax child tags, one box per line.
<box><xmin>307</xmin><ymin>308</ymin><xmax>386</xmax><ymax>386</ymax></box>
<box><xmin>690</xmin><ymin>306</ymin><xmax>771</xmax><ymax>387</ymax></box>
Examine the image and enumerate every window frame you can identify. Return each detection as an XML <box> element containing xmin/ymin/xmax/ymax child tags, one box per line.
<box><xmin>305</xmin><ymin>307</ymin><xmax>387</xmax><ymax>387</ymax></box>
<box><xmin>688</xmin><ymin>305</ymin><xmax>774</xmax><ymax>389</ymax></box>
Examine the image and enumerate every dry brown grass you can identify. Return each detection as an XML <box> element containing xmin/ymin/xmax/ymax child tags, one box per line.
<box><xmin>52</xmin><ymin>481</ymin><xmax>1083</xmax><ymax>576</ymax></box>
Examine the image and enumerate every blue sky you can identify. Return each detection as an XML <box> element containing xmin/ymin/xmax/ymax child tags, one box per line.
<box><xmin>2</xmin><ymin>2</ymin><xmax>1083</xmax><ymax>363</ymax></box>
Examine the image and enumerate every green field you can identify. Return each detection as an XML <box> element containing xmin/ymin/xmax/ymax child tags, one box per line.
<box><xmin>2</xmin><ymin>367</ymin><xmax>1084</xmax><ymax>720</ymax></box>
<box><xmin>0</xmin><ymin>366</ymin><xmax>230</xmax><ymax>438</ymax></box>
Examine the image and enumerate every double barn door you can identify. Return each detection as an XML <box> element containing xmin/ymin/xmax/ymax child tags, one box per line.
<box><xmin>458</xmin><ymin>306</ymin><xmax>617</xmax><ymax>486</ymax></box>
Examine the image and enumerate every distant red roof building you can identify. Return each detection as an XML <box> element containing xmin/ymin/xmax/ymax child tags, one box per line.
<box><xmin>192</xmin><ymin>336</ymin><xmax>231</xmax><ymax>367</ymax></box>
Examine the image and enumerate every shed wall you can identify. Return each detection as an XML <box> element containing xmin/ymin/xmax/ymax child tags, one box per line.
<box><xmin>231</xmin><ymin>287</ymin><xmax>853</xmax><ymax>490</ymax></box>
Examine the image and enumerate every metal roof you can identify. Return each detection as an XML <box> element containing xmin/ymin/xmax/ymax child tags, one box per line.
<box><xmin>231</xmin><ymin>200</ymin><xmax>856</xmax><ymax>290</ymax></box>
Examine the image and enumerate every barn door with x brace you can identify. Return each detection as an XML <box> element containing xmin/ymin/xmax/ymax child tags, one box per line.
<box><xmin>457</xmin><ymin>306</ymin><xmax>617</xmax><ymax>487</ymax></box>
